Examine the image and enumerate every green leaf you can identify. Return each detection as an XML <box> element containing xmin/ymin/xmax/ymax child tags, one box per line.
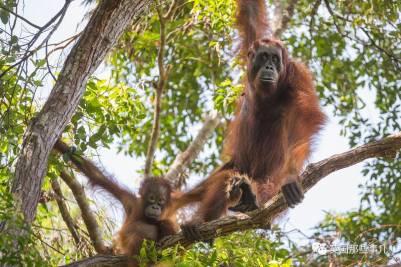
<box><xmin>0</xmin><ymin>9</ymin><xmax>9</xmax><ymax>24</ymax></box>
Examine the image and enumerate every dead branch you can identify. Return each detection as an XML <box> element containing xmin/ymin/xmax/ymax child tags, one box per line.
<box><xmin>59</xmin><ymin>171</ymin><xmax>110</xmax><ymax>254</ymax></box>
<box><xmin>60</xmin><ymin>132</ymin><xmax>401</xmax><ymax>267</ymax></box>
<box><xmin>165</xmin><ymin>112</ymin><xmax>222</xmax><ymax>187</ymax></box>
<box><xmin>272</xmin><ymin>0</ymin><xmax>299</xmax><ymax>37</ymax></box>
<box><xmin>51</xmin><ymin>179</ymin><xmax>81</xmax><ymax>245</ymax></box>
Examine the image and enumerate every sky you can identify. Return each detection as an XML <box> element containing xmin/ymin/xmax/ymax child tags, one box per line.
<box><xmin>23</xmin><ymin>0</ymin><xmax>368</xmax><ymax>240</ymax></box>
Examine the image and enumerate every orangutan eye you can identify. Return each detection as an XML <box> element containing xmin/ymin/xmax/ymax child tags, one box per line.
<box><xmin>261</xmin><ymin>53</ymin><xmax>268</xmax><ymax>61</ymax></box>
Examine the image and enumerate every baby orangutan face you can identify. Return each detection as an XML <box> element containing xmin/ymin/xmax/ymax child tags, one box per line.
<box><xmin>142</xmin><ymin>184</ymin><xmax>170</xmax><ymax>221</ymax></box>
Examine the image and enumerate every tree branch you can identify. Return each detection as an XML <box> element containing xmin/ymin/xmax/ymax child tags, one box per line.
<box><xmin>272</xmin><ymin>0</ymin><xmax>299</xmax><ymax>37</ymax></box>
<box><xmin>53</xmin><ymin>139</ymin><xmax>119</xmax><ymax>253</ymax></box>
<box><xmin>0</xmin><ymin>0</ymin><xmax>73</xmax><ymax>80</ymax></box>
<box><xmin>0</xmin><ymin>4</ymin><xmax>41</xmax><ymax>29</ymax></box>
<box><xmin>62</xmin><ymin>132</ymin><xmax>401</xmax><ymax>266</ymax></box>
<box><xmin>59</xmin><ymin>170</ymin><xmax>110</xmax><ymax>255</ymax></box>
<box><xmin>159</xmin><ymin>132</ymin><xmax>401</xmax><ymax>247</ymax></box>
<box><xmin>60</xmin><ymin>255</ymin><xmax>127</xmax><ymax>267</ymax></box>
<box><xmin>163</xmin><ymin>0</ymin><xmax>178</xmax><ymax>21</ymax></box>
<box><xmin>165</xmin><ymin>112</ymin><xmax>221</xmax><ymax>187</ymax></box>
<box><xmin>51</xmin><ymin>178</ymin><xmax>81</xmax><ymax>245</ymax></box>
<box><xmin>144</xmin><ymin>1</ymin><xmax>169</xmax><ymax>178</ymax></box>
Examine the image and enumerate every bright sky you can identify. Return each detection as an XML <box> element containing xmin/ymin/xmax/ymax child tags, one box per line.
<box><xmin>24</xmin><ymin>1</ymin><xmax>368</xmax><ymax>239</ymax></box>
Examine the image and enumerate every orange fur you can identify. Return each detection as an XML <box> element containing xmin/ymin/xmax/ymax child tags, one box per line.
<box><xmin>53</xmin><ymin>140</ymin><xmax>181</xmax><ymax>267</ymax></box>
<box><xmin>176</xmin><ymin>0</ymin><xmax>326</xmax><ymax>223</ymax></box>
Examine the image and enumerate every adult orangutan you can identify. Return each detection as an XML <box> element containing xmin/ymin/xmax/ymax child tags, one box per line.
<box><xmin>179</xmin><ymin>0</ymin><xmax>326</xmax><ymax>239</ymax></box>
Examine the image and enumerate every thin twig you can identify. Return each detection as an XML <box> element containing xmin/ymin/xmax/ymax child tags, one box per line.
<box><xmin>0</xmin><ymin>0</ymin><xmax>72</xmax><ymax>79</ymax></box>
<box><xmin>163</xmin><ymin>0</ymin><xmax>178</xmax><ymax>20</ymax></box>
<box><xmin>144</xmin><ymin>0</ymin><xmax>170</xmax><ymax>178</ymax></box>
<box><xmin>32</xmin><ymin>232</ymin><xmax>66</xmax><ymax>255</ymax></box>
<box><xmin>0</xmin><ymin>4</ymin><xmax>41</xmax><ymax>29</ymax></box>
<box><xmin>323</xmin><ymin>0</ymin><xmax>400</xmax><ymax>67</ymax></box>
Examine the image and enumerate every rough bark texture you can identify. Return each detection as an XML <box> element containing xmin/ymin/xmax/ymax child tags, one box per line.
<box><xmin>60</xmin><ymin>132</ymin><xmax>401</xmax><ymax>267</ymax></box>
<box><xmin>8</xmin><ymin>0</ymin><xmax>151</xmax><ymax>230</ymax></box>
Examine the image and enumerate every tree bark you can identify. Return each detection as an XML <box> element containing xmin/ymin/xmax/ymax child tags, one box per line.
<box><xmin>60</xmin><ymin>132</ymin><xmax>401</xmax><ymax>267</ymax></box>
<box><xmin>6</xmin><ymin>0</ymin><xmax>151</xmax><ymax>234</ymax></box>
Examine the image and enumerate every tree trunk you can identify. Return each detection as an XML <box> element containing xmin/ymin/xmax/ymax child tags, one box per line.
<box><xmin>5</xmin><ymin>0</ymin><xmax>151</xmax><ymax>233</ymax></box>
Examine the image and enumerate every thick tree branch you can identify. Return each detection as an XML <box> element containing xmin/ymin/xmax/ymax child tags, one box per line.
<box><xmin>62</xmin><ymin>132</ymin><xmax>401</xmax><ymax>266</ymax></box>
<box><xmin>159</xmin><ymin>132</ymin><xmax>401</xmax><ymax>247</ymax></box>
<box><xmin>59</xmin><ymin>170</ymin><xmax>110</xmax><ymax>254</ymax></box>
<box><xmin>6</xmin><ymin>0</ymin><xmax>151</xmax><ymax>237</ymax></box>
<box><xmin>51</xmin><ymin>179</ymin><xmax>81</xmax><ymax>245</ymax></box>
<box><xmin>60</xmin><ymin>255</ymin><xmax>127</xmax><ymax>267</ymax></box>
<box><xmin>165</xmin><ymin>112</ymin><xmax>222</xmax><ymax>187</ymax></box>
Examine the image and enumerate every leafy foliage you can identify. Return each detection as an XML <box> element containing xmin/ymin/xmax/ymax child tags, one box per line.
<box><xmin>137</xmin><ymin>231</ymin><xmax>296</xmax><ymax>267</ymax></box>
<box><xmin>0</xmin><ymin>191</ymin><xmax>49</xmax><ymax>266</ymax></box>
<box><xmin>108</xmin><ymin>0</ymin><xmax>237</xmax><ymax>175</ymax></box>
<box><xmin>66</xmin><ymin>78</ymin><xmax>146</xmax><ymax>153</ymax></box>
